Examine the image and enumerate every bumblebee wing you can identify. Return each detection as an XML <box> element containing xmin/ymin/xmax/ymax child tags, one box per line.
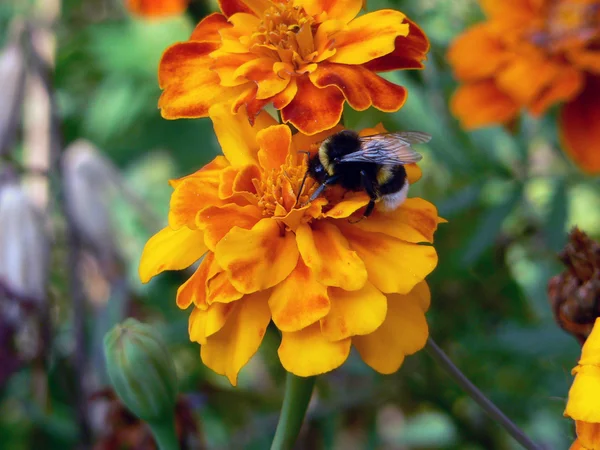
<box><xmin>338</xmin><ymin>131</ymin><xmax>430</xmax><ymax>165</ymax></box>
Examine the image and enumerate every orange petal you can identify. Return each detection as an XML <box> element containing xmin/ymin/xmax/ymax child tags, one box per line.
<box><xmin>211</xmin><ymin>53</ymin><xmax>256</xmax><ymax>87</ymax></box>
<box><xmin>568</xmin><ymin>438</ymin><xmax>584</xmax><ymax>450</ymax></box>
<box><xmin>207</xmin><ymin>270</ymin><xmax>244</xmax><ymax>304</ymax></box>
<box><xmin>496</xmin><ymin>57</ymin><xmax>559</xmax><ymax>105</ymax></box>
<box><xmin>200</xmin><ymin>290</ymin><xmax>271</xmax><ymax>386</ymax></box>
<box><xmin>170</xmin><ymin>156</ymin><xmax>229</xmax><ymax>189</ymax></box>
<box><xmin>256</xmin><ymin>124</ymin><xmax>292</xmax><ymax>172</ymax></box>
<box><xmin>447</xmin><ymin>23</ymin><xmax>508</xmax><ymax>81</ymax></box>
<box><xmin>298</xmin><ymin>0</ymin><xmax>362</xmax><ymax>23</ymax></box>
<box><xmin>339</xmin><ymin>223</ymin><xmax>437</xmax><ymax>294</ymax></box>
<box><xmin>176</xmin><ymin>253</ymin><xmax>214</xmax><ymax>309</ymax></box>
<box><xmin>139</xmin><ymin>226</ymin><xmax>207</xmax><ymax>283</ymax></box>
<box><xmin>320</xmin><ymin>282</ymin><xmax>387</xmax><ymax>341</ymax></box>
<box><xmin>281</xmin><ymin>75</ymin><xmax>345</xmax><ymax>135</ymax></box>
<box><xmin>576</xmin><ymin>421</ymin><xmax>600</xmax><ymax>450</ymax></box>
<box><xmin>310</xmin><ymin>63</ymin><xmax>407</xmax><ymax>112</ymax></box>
<box><xmin>559</xmin><ymin>77</ymin><xmax>600</xmax><ymax>174</ymax></box>
<box><xmin>568</xmin><ymin>49</ymin><xmax>600</xmax><ymax>75</ymax></box>
<box><xmin>353</xmin><ymin>284</ymin><xmax>429</xmax><ymax>374</ymax></box>
<box><xmin>352</xmin><ymin>198</ymin><xmax>441</xmax><ymax>243</ymax></box>
<box><xmin>269</xmin><ymin>258</ymin><xmax>330</xmax><ymax>332</ymax></box>
<box><xmin>405</xmin><ymin>163</ymin><xmax>422</xmax><ymax>184</ymax></box>
<box><xmin>205</xmin><ymin>302</ymin><xmax>236</xmax><ymax>338</ymax></box>
<box><xmin>126</xmin><ymin>0</ymin><xmax>188</xmax><ymax>17</ymax></box>
<box><xmin>272</xmin><ymin>77</ymin><xmax>299</xmax><ymax>110</ymax></box>
<box><xmin>158</xmin><ymin>42</ymin><xmax>244</xmax><ymax>119</ymax></box>
<box><xmin>278</xmin><ymin>323</ymin><xmax>351</xmax><ymax>376</ymax></box>
<box><xmin>296</xmin><ymin>221</ymin><xmax>367</xmax><ymax>290</ymax></box>
<box><xmin>218</xmin><ymin>0</ymin><xmax>270</xmax><ymax>17</ymax></box>
<box><xmin>197</xmin><ymin>204</ymin><xmax>262</xmax><ymax>251</ymax></box>
<box><xmin>530</xmin><ymin>66</ymin><xmax>583</xmax><ymax>116</ymax></box>
<box><xmin>235</xmin><ymin>58</ymin><xmax>290</xmax><ymax>100</ymax></box>
<box><xmin>329</xmin><ymin>10</ymin><xmax>409</xmax><ymax>65</ymax></box>
<box><xmin>322</xmin><ymin>192</ymin><xmax>370</xmax><ymax>219</ymax></box>
<box><xmin>214</xmin><ymin>218</ymin><xmax>299</xmax><ymax>293</ymax></box>
<box><xmin>190</xmin><ymin>13</ymin><xmax>230</xmax><ymax>41</ymax></box>
<box><xmin>168</xmin><ymin>176</ymin><xmax>222</xmax><ymax>229</ymax></box>
<box><xmin>480</xmin><ymin>0</ymin><xmax>540</xmax><ymax>25</ymax></box>
<box><xmin>209</xmin><ymin>103</ymin><xmax>277</xmax><ymax>168</ymax></box>
<box><xmin>364</xmin><ymin>18</ymin><xmax>429</xmax><ymax>72</ymax></box>
<box><xmin>189</xmin><ymin>307</ymin><xmax>208</xmax><ymax>344</ymax></box>
<box><xmin>451</xmin><ymin>80</ymin><xmax>520</xmax><ymax>129</ymax></box>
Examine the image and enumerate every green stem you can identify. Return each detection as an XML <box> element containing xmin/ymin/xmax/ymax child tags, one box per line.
<box><xmin>426</xmin><ymin>337</ymin><xmax>542</xmax><ymax>450</ymax></box>
<box><xmin>270</xmin><ymin>373</ymin><xmax>316</xmax><ymax>450</ymax></box>
<box><xmin>148</xmin><ymin>418</ymin><xmax>180</xmax><ymax>450</ymax></box>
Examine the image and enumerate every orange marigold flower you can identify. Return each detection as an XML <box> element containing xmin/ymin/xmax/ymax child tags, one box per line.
<box><xmin>139</xmin><ymin>105</ymin><xmax>442</xmax><ymax>385</ymax></box>
<box><xmin>565</xmin><ymin>318</ymin><xmax>600</xmax><ymax>449</ymax></box>
<box><xmin>126</xmin><ymin>0</ymin><xmax>188</xmax><ymax>17</ymax></box>
<box><xmin>157</xmin><ymin>0</ymin><xmax>429</xmax><ymax>135</ymax></box>
<box><xmin>447</xmin><ymin>0</ymin><xmax>600</xmax><ymax>174</ymax></box>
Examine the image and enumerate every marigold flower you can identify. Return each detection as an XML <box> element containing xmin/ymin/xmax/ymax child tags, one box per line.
<box><xmin>157</xmin><ymin>0</ymin><xmax>429</xmax><ymax>135</ymax></box>
<box><xmin>447</xmin><ymin>0</ymin><xmax>600</xmax><ymax>174</ymax></box>
<box><xmin>139</xmin><ymin>105</ymin><xmax>442</xmax><ymax>385</ymax></box>
<box><xmin>565</xmin><ymin>318</ymin><xmax>600</xmax><ymax>450</ymax></box>
<box><xmin>126</xmin><ymin>0</ymin><xmax>188</xmax><ymax>17</ymax></box>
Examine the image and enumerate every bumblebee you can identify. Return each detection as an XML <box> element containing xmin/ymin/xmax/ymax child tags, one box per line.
<box><xmin>301</xmin><ymin>130</ymin><xmax>431</xmax><ymax>219</ymax></box>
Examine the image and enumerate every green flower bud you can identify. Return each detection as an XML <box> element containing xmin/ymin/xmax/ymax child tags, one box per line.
<box><xmin>103</xmin><ymin>318</ymin><xmax>178</xmax><ymax>423</ymax></box>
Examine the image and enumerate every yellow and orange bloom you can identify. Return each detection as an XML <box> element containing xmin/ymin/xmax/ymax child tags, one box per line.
<box><xmin>139</xmin><ymin>105</ymin><xmax>442</xmax><ymax>385</ymax></box>
<box><xmin>565</xmin><ymin>318</ymin><xmax>600</xmax><ymax>449</ymax></box>
<box><xmin>126</xmin><ymin>0</ymin><xmax>188</xmax><ymax>17</ymax></box>
<box><xmin>447</xmin><ymin>0</ymin><xmax>600</xmax><ymax>174</ymax></box>
<box><xmin>157</xmin><ymin>0</ymin><xmax>429</xmax><ymax>135</ymax></box>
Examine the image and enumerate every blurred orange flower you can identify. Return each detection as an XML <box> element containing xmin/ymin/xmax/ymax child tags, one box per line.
<box><xmin>447</xmin><ymin>0</ymin><xmax>600</xmax><ymax>174</ymax></box>
<box><xmin>565</xmin><ymin>318</ymin><xmax>600</xmax><ymax>449</ymax></box>
<box><xmin>139</xmin><ymin>105</ymin><xmax>442</xmax><ymax>385</ymax></box>
<box><xmin>157</xmin><ymin>0</ymin><xmax>429</xmax><ymax>135</ymax></box>
<box><xmin>126</xmin><ymin>0</ymin><xmax>188</xmax><ymax>17</ymax></box>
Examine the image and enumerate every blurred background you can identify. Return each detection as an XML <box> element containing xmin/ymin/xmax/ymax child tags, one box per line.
<box><xmin>0</xmin><ymin>0</ymin><xmax>598</xmax><ymax>448</ymax></box>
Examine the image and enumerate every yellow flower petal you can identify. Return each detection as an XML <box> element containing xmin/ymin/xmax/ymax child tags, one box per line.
<box><xmin>207</xmin><ymin>270</ymin><xmax>244</xmax><ymax>304</ymax></box>
<box><xmin>565</xmin><ymin>365</ymin><xmax>600</xmax><ymax>423</ymax></box>
<box><xmin>197</xmin><ymin>204</ymin><xmax>262</xmax><ymax>251</ymax></box>
<box><xmin>189</xmin><ymin>307</ymin><xmax>208</xmax><ymax>345</ymax></box>
<box><xmin>353</xmin><ymin>286</ymin><xmax>429</xmax><ymax>374</ymax></box>
<box><xmin>322</xmin><ymin>192</ymin><xmax>370</xmax><ymax>219</ymax></box>
<box><xmin>296</xmin><ymin>221</ymin><xmax>367</xmax><ymax>290</ymax></box>
<box><xmin>168</xmin><ymin>175</ymin><xmax>222</xmax><ymax>229</ymax></box>
<box><xmin>579</xmin><ymin>318</ymin><xmax>600</xmax><ymax>367</ymax></box>
<box><xmin>205</xmin><ymin>303</ymin><xmax>236</xmax><ymax>338</ymax></box>
<box><xmin>278</xmin><ymin>323</ymin><xmax>351</xmax><ymax>376</ymax></box>
<box><xmin>297</xmin><ymin>0</ymin><xmax>362</xmax><ymax>24</ymax></box>
<box><xmin>176</xmin><ymin>253</ymin><xmax>214</xmax><ymax>309</ymax></box>
<box><xmin>320</xmin><ymin>282</ymin><xmax>387</xmax><ymax>341</ymax></box>
<box><xmin>200</xmin><ymin>290</ymin><xmax>271</xmax><ymax>386</ymax></box>
<box><xmin>256</xmin><ymin>124</ymin><xmax>292</xmax><ymax>172</ymax></box>
<box><xmin>139</xmin><ymin>226</ymin><xmax>207</xmax><ymax>283</ymax></box>
<box><xmin>214</xmin><ymin>218</ymin><xmax>299</xmax><ymax>293</ymax></box>
<box><xmin>269</xmin><ymin>258</ymin><xmax>330</xmax><ymax>332</ymax></box>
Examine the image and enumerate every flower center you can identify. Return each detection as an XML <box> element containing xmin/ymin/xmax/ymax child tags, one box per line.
<box><xmin>531</xmin><ymin>1</ymin><xmax>600</xmax><ymax>52</ymax></box>
<box><xmin>249</xmin><ymin>0</ymin><xmax>319</xmax><ymax>72</ymax></box>
<box><xmin>255</xmin><ymin>154</ymin><xmax>318</xmax><ymax>218</ymax></box>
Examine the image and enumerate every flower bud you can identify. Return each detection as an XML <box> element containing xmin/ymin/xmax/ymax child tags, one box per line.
<box><xmin>103</xmin><ymin>318</ymin><xmax>178</xmax><ymax>423</ymax></box>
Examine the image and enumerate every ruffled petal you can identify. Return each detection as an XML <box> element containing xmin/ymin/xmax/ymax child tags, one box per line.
<box><xmin>281</xmin><ymin>75</ymin><xmax>345</xmax><ymax>135</ymax></box>
<box><xmin>209</xmin><ymin>103</ymin><xmax>277</xmax><ymax>167</ymax></box>
<box><xmin>190</xmin><ymin>13</ymin><xmax>230</xmax><ymax>41</ymax></box>
<box><xmin>529</xmin><ymin>66</ymin><xmax>583</xmax><ymax>116</ymax></box>
<box><xmin>496</xmin><ymin>57</ymin><xmax>559</xmax><ymax>105</ymax></box>
<box><xmin>565</xmin><ymin>365</ymin><xmax>600</xmax><ymax>423</ymax></box>
<box><xmin>310</xmin><ymin>63</ymin><xmax>407</xmax><ymax>112</ymax></box>
<box><xmin>272</xmin><ymin>77</ymin><xmax>299</xmax><ymax>110</ymax></box>
<box><xmin>559</xmin><ymin>76</ymin><xmax>600</xmax><ymax>174</ymax></box>
<box><xmin>296</xmin><ymin>0</ymin><xmax>361</xmax><ymax>23</ymax></box>
<box><xmin>214</xmin><ymin>219</ymin><xmax>299</xmax><ymax>293</ymax></box>
<box><xmin>218</xmin><ymin>0</ymin><xmax>270</xmax><ymax>17</ymax></box>
<box><xmin>189</xmin><ymin>307</ymin><xmax>208</xmax><ymax>344</ymax></box>
<box><xmin>447</xmin><ymin>23</ymin><xmax>508</xmax><ymax>81</ymax></box>
<box><xmin>338</xmin><ymin>223</ymin><xmax>437</xmax><ymax>294</ymax></box>
<box><xmin>200</xmin><ymin>290</ymin><xmax>271</xmax><ymax>385</ymax></box>
<box><xmin>168</xmin><ymin>176</ymin><xmax>222</xmax><ymax>229</ymax></box>
<box><xmin>353</xmin><ymin>198</ymin><xmax>441</xmax><ymax>243</ymax></box>
<box><xmin>278</xmin><ymin>323</ymin><xmax>351</xmax><ymax>376</ymax></box>
<box><xmin>211</xmin><ymin>53</ymin><xmax>256</xmax><ymax>87</ymax></box>
<box><xmin>170</xmin><ymin>156</ymin><xmax>229</xmax><ymax>189</ymax></box>
<box><xmin>320</xmin><ymin>282</ymin><xmax>387</xmax><ymax>341</ymax></box>
<box><xmin>256</xmin><ymin>124</ymin><xmax>292</xmax><ymax>172</ymax></box>
<box><xmin>450</xmin><ymin>80</ymin><xmax>520</xmax><ymax>129</ymax></box>
<box><xmin>363</xmin><ymin>18</ymin><xmax>429</xmax><ymax>72</ymax></box>
<box><xmin>207</xmin><ymin>270</ymin><xmax>244</xmax><ymax>304</ymax></box>
<box><xmin>176</xmin><ymin>253</ymin><xmax>214</xmax><ymax>309</ymax></box>
<box><xmin>197</xmin><ymin>204</ymin><xmax>263</xmax><ymax>250</ymax></box>
<box><xmin>159</xmin><ymin>42</ymin><xmax>244</xmax><ymax>118</ymax></box>
<box><xmin>576</xmin><ymin>421</ymin><xmax>600</xmax><ymax>450</ymax></box>
<box><xmin>579</xmin><ymin>318</ymin><xmax>600</xmax><ymax>367</ymax></box>
<box><xmin>322</xmin><ymin>192</ymin><xmax>370</xmax><ymax>219</ymax></box>
<box><xmin>353</xmin><ymin>285</ymin><xmax>429</xmax><ymax>374</ymax></box>
<box><xmin>329</xmin><ymin>10</ymin><xmax>409</xmax><ymax>65</ymax></box>
<box><xmin>139</xmin><ymin>226</ymin><xmax>207</xmax><ymax>283</ymax></box>
<box><xmin>296</xmin><ymin>221</ymin><xmax>367</xmax><ymax>290</ymax></box>
<box><xmin>205</xmin><ymin>303</ymin><xmax>236</xmax><ymax>338</ymax></box>
<box><xmin>480</xmin><ymin>0</ymin><xmax>540</xmax><ymax>26</ymax></box>
<box><xmin>269</xmin><ymin>258</ymin><xmax>330</xmax><ymax>332</ymax></box>
<box><xmin>235</xmin><ymin>58</ymin><xmax>291</xmax><ymax>100</ymax></box>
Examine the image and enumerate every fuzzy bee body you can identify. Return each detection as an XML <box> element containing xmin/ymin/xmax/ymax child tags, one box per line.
<box><xmin>305</xmin><ymin>129</ymin><xmax>430</xmax><ymax>219</ymax></box>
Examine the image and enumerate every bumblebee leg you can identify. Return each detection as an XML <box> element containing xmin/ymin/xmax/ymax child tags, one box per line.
<box><xmin>308</xmin><ymin>175</ymin><xmax>339</xmax><ymax>203</ymax></box>
<box><xmin>349</xmin><ymin>170</ymin><xmax>378</xmax><ymax>223</ymax></box>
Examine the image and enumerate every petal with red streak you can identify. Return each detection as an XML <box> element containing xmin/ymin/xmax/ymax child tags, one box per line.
<box><xmin>190</xmin><ymin>13</ymin><xmax>230</xmax><ymax>41</ymax></box>
<box><xmin>321</xmin><ymin>282</ymin><xmax>387</xmax><ymax>341</ymax></box>
<box><xmin>296</xmin><ymin>221</ymin><xmax>367</xmax><ymax>290</ymax></box>
<box><xmin>200</xmin><ymin>290</ymin><xmax>271</xmax><ymax>385</ymax></box>
<box><xmin>311</xmin><ymin>63</ymin><xmax>407</xmax><ymax>112</ymax></box>
<box><xmin>126</xmin><ymin>0</ymin><xmax>187</xmax><ymax>17</ymax></box>
<box><xmin>214</xmin><ymin>219</ymin><xmax>299</xmax><ymax>293</ymax></box>
<box><xmin>139</xmin><ymin>226</ymin><xmax>207</xmax><ymax>283</ymax></box>
<box><xmin>281</xmin><ymin>75</ymin><xmax>345</xmax><ymax>135</ymax></box>
<box><xmin>269</xmin><ymin>258</ymin><xmax>330</xmax><ymax>332</ymax></box>
<box><xmin>353</xmin><ymin>285</ymin><xmax>429</xmax><ymax>374</ymax></box>
<box><xmin>218</xmin><ymin>0</ymin><xmax>270</xmax><ymax>17</ymax></box>
<box><xmin>278</xmin><ymin>323</ymin><xmax>351</xmax><ymax>376</ymax></box>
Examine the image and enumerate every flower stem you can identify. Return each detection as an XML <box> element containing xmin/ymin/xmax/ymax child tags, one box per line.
<box><xmin>148</xmin><ymin>419</ymin><xmax>180</xmax><ymax>450</ymax></box>
<box><xmin>426</xmin><ymin>338</ymin><xmax>542</xmax><ymax>450</ymax></box>
<box><xmin>270</xmin><ymin>373</ymin><xmax>316</xmax><ymax>450</ymax></box>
